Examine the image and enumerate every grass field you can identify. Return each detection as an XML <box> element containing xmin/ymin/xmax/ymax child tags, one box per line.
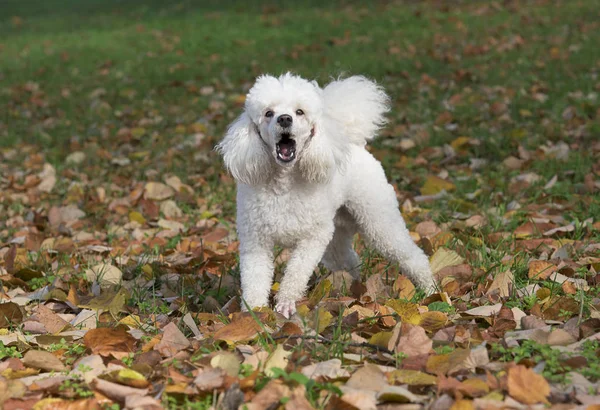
<box><xmin>1</xmin><ymin>1</ymin><xmax>600</xmax><ymax>408</ymax></box>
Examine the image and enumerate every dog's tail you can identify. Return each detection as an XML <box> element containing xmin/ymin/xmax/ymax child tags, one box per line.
<box><xmin>322</xmin><ymin>76</ymin><xmax>390</xmax><ymax>146</ymax></box>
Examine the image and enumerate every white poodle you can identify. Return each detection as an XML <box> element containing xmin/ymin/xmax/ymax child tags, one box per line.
<box><xmin>217</xmin><ymin>73</ymin><xmax>437</xmax><ymax>318</ymax></box>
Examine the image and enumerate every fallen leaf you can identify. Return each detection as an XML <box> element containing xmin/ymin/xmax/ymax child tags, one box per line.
<box><xmin>395</xmin><ymin>324</ymin><xmax>432</xmax><ymax>357</ymax></box>
<box><xmin>264</xmin><ymin>344</ymin><xmax>291</xmax><ymax>377</ymax></box>
<box><xmin>430</xmin><ymin>248</ymin><xmax>464</xmax><ymax>275</ymax></box>
<box><xmin>22</xmin><ymin>350</ymin><xmax>67</xmax><ymax>372</ymax></box>
<box><xmin>193</xmin><ymin>367</ymin><xmax>226</xmax><ymax>391</ymax></box>
<box><xmin>528</xmin><ymin>260</ymin><xmax>557</xmax><ymax>280</ymax></box>
<box><xmin>84</xmin><ymin>263</ymin><xmax>123</xmax><ymax>287</ymax></box>
<box><xmin>301</xmin><ymin>359</ymin><xmax>350</xmax><ymax>380</ymax></box>
<box><xmin>486</xmin><ymin>270</ymin><xmax>514</xmax><ymax>297</ymax></box>
<box><xmin>421</xmin><ymin>175</ymin><xmax>456</xmax><ymax>195</ymax></box>
<box><xmin>83</xmin><ymin>326</ymin><xmax>136</xmax><ymax>356</ymax></box>
<box><xmin>507</xmin><ymin>365</ymin><xmax>550</xmax><ymax>404</ymax></box>
<box><xmin>346</xmin><ymin>363</ymin><xmax>387</xmax><ymax>392</ymax></box>
<box><xmin>155</xmin><ymin>322</ymin><xmax>191</xmax><ymax>357</ymax></box>
<box><xmin>388</xmin><ymin>369</ymin><xmax>437</xmax><ymax>386</ymax></box>
<box><xmin>213</xmin><ymin>315</ymin><xmax>263</xmax><ymax>343</ymax></box>
<box><xmin>0</xmin><ymin>303</ymin><xmax>24</xmax><ymax>328</ymax></box>
<box><xmin>144</xmin><ymin>182</ymin><xmax>174</xmax><ymax>200</ymax></box>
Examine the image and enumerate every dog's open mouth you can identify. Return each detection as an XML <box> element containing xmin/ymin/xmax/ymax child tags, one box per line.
<box><xmin>276</xmin><ymin>134</ymin><xmax>296</xmax><ymax>163</ymax></box>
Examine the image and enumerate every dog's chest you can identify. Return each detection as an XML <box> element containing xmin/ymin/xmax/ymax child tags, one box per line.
<box><xmin>244</xmin><ymin>188</ymin><xmax>330</xmax><ymax>246</ymax></box>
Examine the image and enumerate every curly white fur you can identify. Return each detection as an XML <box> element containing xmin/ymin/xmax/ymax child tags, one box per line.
<box><xmin>216</xmin><ymin>73</ymin><xmax>437</xmax><ymax>318</ymax></box>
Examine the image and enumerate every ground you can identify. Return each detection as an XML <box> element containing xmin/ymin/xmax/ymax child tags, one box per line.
<box><xmin>1</xmin><ymin>0</ymin><xmax>600</xmax><ymax>409</ymax></box>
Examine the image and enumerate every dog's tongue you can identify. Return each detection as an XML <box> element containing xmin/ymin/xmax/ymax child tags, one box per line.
<box><xmin>279</xmin><ymin>143</ymin><xmax>292</xmax><ymax>156</ymax></box>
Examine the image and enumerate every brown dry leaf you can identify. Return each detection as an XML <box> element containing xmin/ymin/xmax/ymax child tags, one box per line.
<box><xmin>22</xmin><ymin>350</ymin><xmax>67</xmax><ymax>372</ymax></box>
<box><xmin>528</xmin><ymin>260</ymin><xmax>557</xmax><ymax>280</ymax></box>
<box><xmin>542</xmin><ymin>296</ymin><xmax>579</xmax><ymax>321</ymax></box>
<box><xmin>507</xmin><ymin>365</ymin><xmax>550</xmax><ymax>404</ymax></box>
<box><xmin>155</xmin><ymin>322</ymin><xmax>191</xmax><ymax>357</ymax></box>
<box><xmin>393</xmin><ymin>275</ymin><xmax>416</xmax><ymax>299</ymax></box>
<box><xmin>332</xmin><ymin>386</ymin><xmax>377</xmax><ymax>410</ymax></box>
<box><xmin>364</xmin><ymin>273</ymin><xmax>389</xmax><ymax>302</ymax></box>
<box><xmin>285</xmin><ymin>385</ymin><xmax>316</xmax><ymax>410</ymax></box>
<box><xmin>426</xmin><ymin>349</ymin><xmax>472</xmax><ymax>375</ymax></box>
<box><xmin>213</xmin><ymin>315</ymin><xmax>263</xmax><ymax>343</ymax></box>
<box><xmin>562</xmin><ymin>280</ymin><xmax>577</xmax><ymax>295</ymax></box>
<box><xmin>90</xmin><ymin>378</ymin><xmax>149</xmax><ymax>403</ymax></box>
<box><xmin>0</xmin><ymin>302</ymin><xmax>24</xmax><ymax>328</ymax></box>
<box><xmin>250</xmin><ymin>379</ymin><xmax>291</xmax><ymax>408</ymax></box>
<box><xmin>415</xmin><ymin>221</ymin><xmax>441</xmax><ymax>238</ymax></box>
<box><xmin>486</xmin><ymin>270</ymin><xmax>514</xmax><ymax>297</ymax></box>
<box><xmin>28</xmin><ymin>304</ymin><xmax>70</xmax><ymax>334</ymax></box>
<box><xmin>395</xmin><ymin>324</ymin><xmax>432</xmax><ymax>357</ymax></box>
<box><xmin>83</xmin><ymin>326</ymin><xmax>136</xmax><ymax>356</ymax></box>
<box><xmin>419</xmin><ymin>311</ymin><xmax>449</xmax><ymax>333</ymax></box>
<box><xmin>346</xmin><ymin>363</ymin><xmax>388</xmax><ymax>392</ymax></box>
<box><xmin>193</xmin><ymin>367</ymin><xmax>226</xmax><ymax>391</ymax></box>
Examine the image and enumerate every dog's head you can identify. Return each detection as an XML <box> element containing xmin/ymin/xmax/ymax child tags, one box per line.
<box><xmin>217</xmin><ymin>72</ymin><xmax>389</xmax><ymax>185</ymax></box>
<box><xmin>244</xmin><ymin>73</ymin><xmax>322</xmax><ymax>167</ymax></box>
<box><xmin>217</xmin><ymin>73</ymin><xmax>341</xmax><ymax>185</ymax></box>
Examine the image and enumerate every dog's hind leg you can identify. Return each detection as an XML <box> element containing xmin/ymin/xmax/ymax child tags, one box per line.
<box><xmin>345</xmin><ymin>154</ymin><xmax>437</xmax><ymax>294</ymax></box>
<box><xmin>320</xmin><ymin>208</ymin><xmax>361</xmax><ymax>279</ymax></box>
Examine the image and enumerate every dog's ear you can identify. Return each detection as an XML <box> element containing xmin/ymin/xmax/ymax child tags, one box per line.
<box><xmin>216</xmin><ymin>112</ymin><xmax>272</xmax><ymax>185</ymax></box>
<box><xmin>298</xmin><ymin>127</ymin><xmax>340</xmax><ymax>184</ymax></box>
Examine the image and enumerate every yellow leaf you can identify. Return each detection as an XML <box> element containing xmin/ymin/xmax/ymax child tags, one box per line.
<box><xmin>519</xmin><ymin>109</ymin><xmax>533</xmax><ymax>118</ymax></box>
<box><xmin>421</xmin><ymin>175</ymin><xmax>456</xmax><ymax>195</ymax></box>
<box><xmin>296</xmin><ymin>304</ymin><xmax>310</xmax><ymax>318</ymax></box>
<box><xmin>388</xmin><ymin>369</ymin><xmax>437</xmax><ymax>386</ymax></box>
<box><xmin>129</xmin><ymin>211</ymin><xmax>146</xmax><ymax>225</ymax></box>
<box><xmin>119</xmin><ymin>314</ymin><xmax>142</xmax><ymax>328</ymax></box>
<box><xmin>115</xmin><ymin>369</ymin><xmax>149</xmax><ymax>388</ymax></box>
<box><xmin>131</xmin><ymin>127</ymin><xmax>146</xmax><ymax>138</ymax></box>
<box><xmin>429</xmin><ymin>248</ymin><xmax>464</xmax><ymax>274</ymax></box>
<box><xmin>369</xmin><ymin>332</ymin><xmax>393</xmax><ymax>349</ymax></box>
<box><xmin>385</xmin><ymin>300</ymin><xmax>421</xmax><ymax>324</ymax></box>
<box><xmin>308</xmin><ymin>279</ymin><xmax>332</xmax><ymax>306</ymax></box>
<box><xmin>450</xmin><ymin>136</ymin><xmax>471</xmax><ymax>152</ymax></box>
<box><xmin>451</xmin><ymin>400</ymin><xmax>475</xmax><ymax>410</ymax></box>
<box><xmin>265</xmin><ymin>345</ymin><xmax>291</xmax><ymax>377</ymax></box>
<box><xmin>460</xmin><ymin>378</ymin><xmax>489</xmax><ymax>397</ymax></box>
<box><xmin>312</xmin><ymin>308</ymin><xmax>333</xmax><ymax>333</ymax></box>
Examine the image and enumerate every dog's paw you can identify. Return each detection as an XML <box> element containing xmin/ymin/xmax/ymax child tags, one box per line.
<box><xmin>275</xmin><ymin>299</ymin><xmax>297</xmax><ymax>319</ymax></box>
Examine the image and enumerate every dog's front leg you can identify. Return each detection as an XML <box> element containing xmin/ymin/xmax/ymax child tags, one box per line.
<box><xmin>275</xmin><ymin>232</ymin><xmax>332</xmax><ymax>318</ymax></box>
<box><xmin>239</xmin><ymin>244</ymin><xmax>274</xmax><ymax>311</ymax></box>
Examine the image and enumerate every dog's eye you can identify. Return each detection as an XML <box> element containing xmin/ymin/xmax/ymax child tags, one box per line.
<box><xmin>265</xmin><ymin>110</ymin><xmax>274</xmax><ymax>118</ymax></box>
<box><xmin>295</xmin><ymin>109</ymin><xmax>304</xmax><ymax>116</ymax></box>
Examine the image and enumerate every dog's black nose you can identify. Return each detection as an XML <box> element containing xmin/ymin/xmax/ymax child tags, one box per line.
<box><xmin>277</xmin><ymin>114</ymin><xmax>293</xmax><ymax>128</ymax></box>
